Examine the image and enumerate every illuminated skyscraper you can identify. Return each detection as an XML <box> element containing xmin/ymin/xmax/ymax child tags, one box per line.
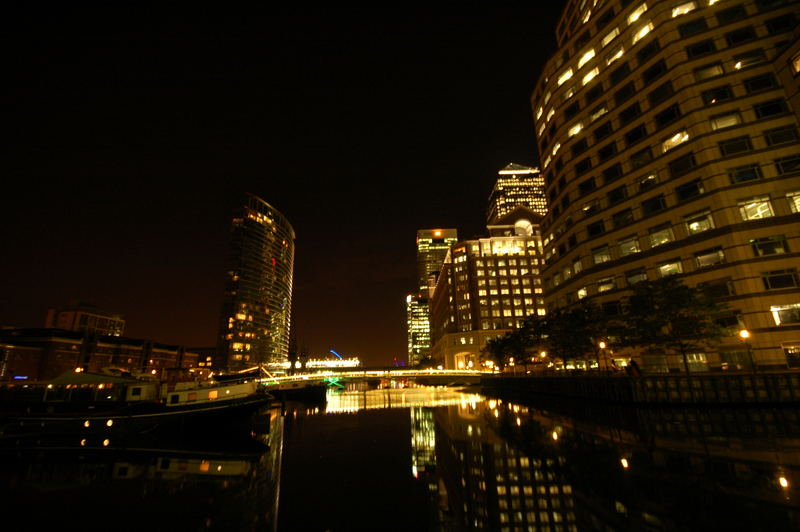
<box><xmin>218</xmin><ymin>193</ymin><xmax>295</xmax><ymax>372</ymax></box>
<box><xmin>407</xmin><ymin>229</ymin><xmax>458</xmax><ymax>365</ymax></box>
<box><xmin>487</xmin><ymin>163</ymin><xmax>546</xmax><ymax>224</ymax></box>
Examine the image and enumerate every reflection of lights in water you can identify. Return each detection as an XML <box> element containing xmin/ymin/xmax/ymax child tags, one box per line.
<box><xmin>516</xmin><ymin>417</ymin><xmax>521</xmax><ymax>426</ymax></box>
<box><xmin>325</xmin><ymin>387</ymin><xmax>483</xmax><ymax>414</ymax></box>
<box><xmin>552</xmin><ymin>431</ymin><xmax>559</xmax><ymax>441</ymax></box>
<box><xmin>779</xmin><ymin>476</ymin><xmax>789</xmax><ymax>488</ymax></box>
<box><xmin>621</xmin><ymin>458</ymin><xmax>629</xmax><ymax>469</ymax></box>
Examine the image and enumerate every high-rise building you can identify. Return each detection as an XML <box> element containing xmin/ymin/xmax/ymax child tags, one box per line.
<box><xmin>532</xmin><ymin>0</ymin><xmax>800</xmax><ymax>371</ymax></box>
<box><xmin>417</xmin><ymin>229</ymin><xmax>459</xmax><ymax>294</ymax></box>
<box><xmin>487</xmin><ymin>163</ymin><xmax>547</xmax><ymax>223</ymax></box>
<box><xmin>218</xmin><ymin>193</ymin><xmax>295</xmax><ymax>372</ymax></box>
<box><xmin>406</xmin><ymin>294</ymin><xmax>432</xmax><ymax>366</ymax></box>
<box><xmin>429</xmin><ymin>209</ymin><xmax>545</xmax><ymax>369</ymax></box>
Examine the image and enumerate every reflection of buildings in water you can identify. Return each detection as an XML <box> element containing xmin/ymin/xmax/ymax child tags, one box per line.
<box><xmin>324</xmin><ymin>386</ymin><xmax>480</xmax><ymax>414</ymax></box>
<box><xmin>488</xmin><ymin>399</ymin><xmax>800</xmax><ymax>531</ymax></box>
<box><xmin>0</xmin><ymin>406</ymin><xmax>284</xmax><ymax>531</ymax></box>
<box><xmin>410</xmin><ymin>407</ymin><xmax>445</xmax><ymax>524</ymax></box>
<box><xmin>433</xmin><ymin>400</ymin><xmax>577</xmax><ymax>531</ymax></box>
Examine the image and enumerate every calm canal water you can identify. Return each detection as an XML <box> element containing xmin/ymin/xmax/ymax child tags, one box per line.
<box><xmin>2</xmin><ymin>384</ymin><xmax>799</xmax><ymax>531</ymax></box>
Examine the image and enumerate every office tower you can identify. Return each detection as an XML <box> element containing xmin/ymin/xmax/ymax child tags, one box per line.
<box><xmin>532</xmin><ymin>0</ymin><xmax>800</xmax><ymax>371</ymax></box>
<box><xmin>218</xmin><ymin>193</ymin><xmax>295</xmax><ymax>372</ymax></box>
<box><xmin>45</xmin><ymin>300</ymin><xmax>125</xmax><ymax>336</ymax></box>
<box><xmin>407</xmin><ymin>294</ymin><xmax>432</xmax><ymax>366</ymax></box>
<box><xmin>487</xmin><ymin>163</ymin><xmax>547</xmax><ymax>224</ymax></box>
<box><xmin>429</xmin><ymin>209</ymin><xmax>544</xmax><ymax>369</ymax></box>
<box><xmin>417</xmin><ymin>229</ymin><xmax>459</xmax><ymax>294</ymax></box>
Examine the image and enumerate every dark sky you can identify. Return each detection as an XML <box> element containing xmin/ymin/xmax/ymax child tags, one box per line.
<box><xmin>1</xmin><ymin>5</ymin><xmax>565</xmax><ymax>365</ymax></box>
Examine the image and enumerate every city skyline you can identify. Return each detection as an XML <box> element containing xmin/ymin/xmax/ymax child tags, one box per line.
<box><xmin>1</xmin><ymin>5</ymin><xmax>566</xmax><ymax>365</ymax></box>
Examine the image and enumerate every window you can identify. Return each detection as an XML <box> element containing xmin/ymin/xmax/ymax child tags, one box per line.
<box><xmin>685</xmin><ymin>210</ymin><xmax>714</xmax><ymax>234</ymax></box>
<box><xmin>610</xmin><ymin>62</ymin><xmax>631</xmax><ymax>84</ymax></box>
<box><xmin>649</xmin><ymin>223</ymin><xmax>674</xmax><ymax>246</ymax></box>
<box><xmin>607</xmin><ymin>46</ymin><xmax>626</xmax><ymax>66</ymax></box>
<box><xmin>602</xmin><ymin>27</ymin><xmax>620</xmax><ymax>48</ymax></box>
<box><xmin>648</xmin><ymin>81</ymin><xmax>674</xmax><ymax>106</ymax></box>
<box><xmin>733</xmin><ymin>49</ymin><xmax>766</xmax><ymax>70</ymax></box>
<box><xmin>613</xmin><ymin>208</ymin><xmax>635</xmax><ymax>228</ymax></box>
<box><xmin>662</xmin><ymin>130</ymin><xmax>689</xmax><ymax>152</ymax></box>
<box><xmin>583</xmin><ymin>198</ymin><xmax>601</xmax><ymax>215</ymax></box>
<box><xmin>655</xmin><ymin>104</ymin><xmax>681</xmax><ymax>128</ymax></box>
<box><xmin>702</xmin><ymin>85</ymin><xmax>733</xmax><ymax>105</ymax></box>
<box><xmin>583</xmin><ymin>67</ymin><xmax>600</xmax><ymax>85</ymax></box>
<box><xmin>615</xmin><ymin>82</ymin><xmax>636</xmax><ymax>105</ymax></box>
<box><xmin>766</xmin><ymin>13</ymin><xmax>797</xmax><ymax>34</ymax></box>
<box><xmin>785</xmin><ymin>344</ymin><xmax>800</xmax><ymax>368</ymax></box>
<box><xmin>744</xmin><ymin>73</ymin><xmax>777</xmax><ymax>93</ymax></box>
<box><xmin>575</xmin><ymin>157</ymin><xmax>592</xmax><ymax>176</ymax></box>
<box><xmin>686</xmin><ymin>39</ymin><xmax>715</xmax><ymax>58</ymax></box>
<box><xmin>589</xmin><ymin>104</ymin><xmax>609</xmax><ymax>122</ymax></box>
<box><xmin>587</xmin><ymin>220</ymin><xmax>606</xmax><ymax>236</ymax></box>
<box><xmin>695</xmin><ymin>247</ymin><xmax>725</xmax><ymax>267</ymax></box>
<box><xmin>716</xmin><ymin>5</ymin><xmax>748</xmax><ymax>25</ymax></box>
<box><xmin>764</xmin><ymin>126</ymin><xmax>798</xmax><ymax>146</ymax></box>
<box><xmin>586</xmin><ymin>84</ymin><xmax>605</xmax><ymax>104</ymax></box>
<box><xmin>754</xmin><ymin>99</ymin><xmax>787</xmax><ymax>119</ymax></box>
<box><xmin>672</xmin><ymin>1</ymin><xmax>697</xmax><ymax>17</ymax></box>
<box><xmin>676</xmin><ymin>179</ymin><xmax>704</xmax><ymax>201</ymax></box>
<box><xmin>626</xmin><ymin>268</ymin><xmax>648</xmax><ymax>285</ymax></box>
<box><xmin>594</xmin><ymin>121</ymin><xmax>614</xmax><ymax>141</ymax></box>
<box><xmin>565</xmin><ymin>101</ymin><xmax>581</xmax><ymax>119</ymax></box>
<box><xmin>572</xmin><ymin>138</ymin><xmax>589</xmax><ymax>155</ymax></box>
<box><xmin>595</xmin><ymin>277</ymin><xmax>615</xmax><ymax>294</ymax></box>
<box><xmin>597</xmin><ymin>9</ymin><xmax>616</xmax><ymax>31</ymax></box>
<box><xmin>637</xmin><ymin>40</ymin><xmax>661</xmax><ymax>63</ymax></box>
<box><xmin>679</xmin><ymin>17</ymin><xmax>708</xmax><ymax>37</ymax></box>
<box><xmin>642</xmin><ymin>194</ymin><xmax>667</xmax><ymax>215</ymax></box>
<box><xmin>603</xmin><ymin>163</ymin><xmax>623</xmax><ymax>182</ymax></box>
<box><xmin>557</xmin><ymin>69</ymin><xmax>574</xmax><ymax>86</ymax></box>
<box><xmin>642</xmin><ymin>59</ymin><xmax>667</xmax><ymax>83</ymax></box>
<box><xmin>729</xmin><ymin>164</ymin><xmax>761</xmax><ymax>183</ymax></box>
<box><xmin>772</xmin><ymin>304</ymin><xmax>800</xmax><ymax>326</ymax></box>
<box><xmin>573</xmin><ymin>258</ymin><xmax>583</xmax><ymax>274</ymax></box>
<box><xmin>625</xmin><ymin>124</ymin><xmax>647</xmax><ymax>146</ymax></box>
<box><xmin>710</xmin><ymin>112</ymin><xmax>741</xmax><ymax>130</ymax></box>
<box><xmin>669</xmin><ymin>152</ymin><xmax>696</xmax><ymax>177</ymax></box>
<box><xmin>762</xmin><ymin>269</ymin><xmax>798</xmax><ymax>290</ymax></box>
<box><xmin>750</xmin><ymin>235</ymin><xmax>788</xmax><ymax>256</ymax></box>
<box><xmin>631</xmin><ymin>147</ymin><xmax>653</xmax><ymax>169</ymax></box>
<box><xmin>633</xmin><ymin>22</ymin><xmax>654</xmax><ymax>45</ymax></box>
<box><xmin>657</xmin><ymin>259</ymin><xmax>682</xmax><ymax>277</ymax></box>
<box><xmin>593</xmin><ymin>245</ymin><xmax>612</xmax><ymax>264</ymax></box>
<box><xmin>628</xmin><ymin>3</ymin><xmax>648</xmax><ymax>24</ymax></box>
<box><xmin>694</xmin><ymin>62</ymin><xmax>723</xmax><ymax>81</ymax></box>
<box><xmin>579</xmin><ymin>177</ymin><xmax>597</xmax><ymax>195</ymax></box>
<box><xmin>639</xmin><ymin>172</ymin><xmax>658</xmax><ymax>190</ymax></box>
<box><xmin>619</xmin><ymin>235</ymin><xmax>641</xmax><ymax>256</ymax></box>
<box><xmin>725</xmin><ymin>26</ymin><xmax>756</xmax><ymax>47</ymax></box>
<box><xmin>578</xmin><ymin>48</ymin><xmax>596</xmax><ymax>69</ymax></box>
<box><xmin>701</xmin><ymin>278</ymin><xmax>735</xmax><ymax>298</ymax></box>
<box><xmin>788</xmin><ymin>191</ymin><xmax>800</xmax><ymax>212</ymax></box>
<box><xmin>608</xmin><ymin>185</ymin><xmax>628</xmax><ymax>205</ymax></box>
<box><xmin>719</xmin><ymin>136</ymin><xmax>752</xmax><ymax>156</ymax></box>
<box><xmin>568</xmin><ymin>123</ymin><xmax>584</xmax><ymax>137</ymax></box>
<box><xmin>776</xmin><ymin>156</ymin><xmax>800</xmax><ymax>175</ymax></box>
<box><xmin>598</xmin><ymin>141</ymin><xmax>618</xmax><ymax>161</ymax></box>
<box><xmin>620</xmin><ymin>103</ymin><xmax>641</xmax><ymax>125</ymax></box>
<box><xmin>738</xmin><ymin>196</ymin><xmax>774</xmax><ymax>220</ymax></box>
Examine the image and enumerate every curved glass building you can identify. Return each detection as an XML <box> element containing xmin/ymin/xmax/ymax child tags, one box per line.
<box><xmin>533</xmin><ymin>0</ymin><xmax>800</xmax><ymax>371</ymax></box>
<box><xmin>218</xmin><ymin>193</ymin><xmax>295</xmax><ymax>372</ymax></box>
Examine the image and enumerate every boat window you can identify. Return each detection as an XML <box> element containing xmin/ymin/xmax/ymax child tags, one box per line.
<box><xmin>170</xmin><ymin>394</ymin><xmax>179</xmax><ymax>404</ymax></box>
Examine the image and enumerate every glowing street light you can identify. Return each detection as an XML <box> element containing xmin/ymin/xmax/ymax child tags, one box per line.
<box><xmin>779</xmin><ymin>476</ymin><xmax>789</xmax><ymax>489</ymax></box>
<box><xmin>739</xmin><ymin>329</ymin><xmax>756</xmax><ymax>373</ymax></box>
<box><xmin>620</xmin><ymin>458</ymin><xmax>630</xmax><ymax>469</ymax></box>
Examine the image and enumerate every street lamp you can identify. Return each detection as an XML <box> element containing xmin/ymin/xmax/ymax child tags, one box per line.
<box><xmin>739</xmin><ymin>329</ymin><xmax>756</xmax><ymax>373</ymax></box>
<box><xmin>598</xmin><ymin>341</ymin><xmax>607</xmax><ymax>372</ymax></box>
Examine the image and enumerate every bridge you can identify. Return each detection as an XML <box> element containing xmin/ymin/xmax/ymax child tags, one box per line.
<box><xmin>257</xmin><ymin>369</ymin><xmax>487</xmax><ymax>390</ymax></box>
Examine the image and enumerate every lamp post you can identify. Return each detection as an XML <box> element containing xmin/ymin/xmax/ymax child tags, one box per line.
<box><xmin>598</xmin><ymin>341</ymin><xmax>607</xmax><ymax>373</ymax></box>
<box><xmin>739</xmin><ymin>329</ymin><xmax>756</xmax><ymax>373</ymax></box>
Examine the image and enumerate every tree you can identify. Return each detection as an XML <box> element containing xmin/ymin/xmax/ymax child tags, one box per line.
<box><xmin>482</xmin><ymin>331</ymin><xmax>527</xmax><ymax>371</ymax></box>
<box><xmin>544</xmin><ymin>302</ymin><xmax>610</xmax><ymax>367</ymax></box>
<box><xmin>619</xmin><ymin>277</ymin><xmax>727</xmax><ymax>374</ymax></box>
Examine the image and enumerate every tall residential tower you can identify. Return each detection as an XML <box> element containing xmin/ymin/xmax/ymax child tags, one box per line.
<box><xmin>218</xmin><ymin>193</ymin><xmax>296</xmax><ymax>372</ymax></box>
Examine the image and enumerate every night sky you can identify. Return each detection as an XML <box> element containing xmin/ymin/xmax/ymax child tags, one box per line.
<box><xmin>1</xmin><ymin>5</ymin><xmax>565</xmax><ymax>365</ymax></box>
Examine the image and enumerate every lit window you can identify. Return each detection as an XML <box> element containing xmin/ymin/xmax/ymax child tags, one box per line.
<box><xmin>589</xmin><ymin>104</ymin><xmax>608</xmax><ymax>122</ymax></box>
<box><xmin>685</xmin><ymin>210</ymin><xmax>714</xmax><ymax>234</ymax></box>
<box><xmin>628</xmin><ymin>3</ymin><xmax>648</xmax><ymax>24</ymax></box>
<box><xmin>657</xmin><ymin>260</ymin><xmax>683</xmax><ymax>277</ymax></box>
<box><xmin>750</xmin><ymin>235</ymin><xmax>788</xmax><ymax>256</ymax></box>
<box><xmin>568</xmin><ymin>123</ymin><xmax>583</xmax><ymax>137</ymax></box>
<box><xmin>578</xmin><ymin>287</ymin><xmax>588</xmax><ymax>299</ymax></box>
<box><xmin>579</xmin><ymin>49</ymin><xmax>596</xmax><ymax>68</ymax></box>
<box><xmin>695</xmin><ymin>247</ymin><xmax>725</xmax><ymax>268</ymax></box>
<box><xmin>583</xmin><ymin>67</ymin><xmax>599</xmax><ymax>85</ymax></box>
<box><xmin>557</xmin><ymin>69</ymin><xmax>574</xmax><ymax>86</ymax></box>
<box><xmin>771</xmin><ymin>304</ymin><xmax>800</xmax><ymax>325</ymax></box>
<box><xmin>788</xmin><ymin>191</ymin><xmax>800</xmax><ymax>213</ymax></box>
<box><xmin>543</xmin><ymin>155</ymin><xmax>552</xmax><ymax>168</ymax></box>
<box><xmin>710</xmin><ymin>112</ymin><xmax>741</xmax><ymax>130</ymax></box>
<box><xmin>546</xmin><ymin>108</ymin><xmax>555</xmax><ymax>122</ymax></box>
<box><xmin>619</xmin><ymin>236</ymin><xmax>641</xmax><ymax>256</ymax></box>
<box><xmin>552</xmin><ymin>142</ymin><xmax>561</xmax><ymax>156</ymax></box>
<box><xmin>602</xmin><ymin>28</ymin><xmax>619</xmax><ymax>48</ymax></box>
<box><xmin>536</xmin><ymin>107</ymin><xmax>543</xmax><ymax>120</ymax></box>
<box><xmin>793</xmin><ymin>54</ymin><xmax>800</xmax><ymax>74</ymax></box>
<box><xmin>597</xmin><ymin>277</ymin><xmax>615</xmax><ymax>292</ymax></box>
<box><xmin>563</xmin><ymin>87</ymin><xmax>575</xmax><ymax>101</ymax></box>
<box><xmin>662</xmin><ymin>130</ymin><xmax>689</xmax><ymax>152</ymax></box>
<box><xmin>739</xmin><ymin>196</ymin><xmax>774</xmax><ymax>220</ymax></box>
<box><xmin>573</xmin><ymin>258</ymin><xmax>583</xmax><ymax>274</ymax></box>
<box><xmin>606</xmin><ymin>45</ymin><xmax>625</xmax><ymax>65</ymax></box>
<box><xmin>632</xmin><ymin>23</ymin><xmax>654</xmax><ymax>44</ymax></box>
<box><xmin>672</xmin><ymin>1</ymin><xmax>697</xmax><ymax>17</ymax></box>
<box><xmin>592</xmin><ymin>245</ymin><xmax>611</xmax><ymax>264</ymax></box>
<box><xmin>544</xmin><ymin>91</ymin><xmax>551</xmax><ymax>104</ymax></box>
<box><xmin>583</xmin><ymin>9</ymin><xmax>592</xmax><ymax>23</ymax></box>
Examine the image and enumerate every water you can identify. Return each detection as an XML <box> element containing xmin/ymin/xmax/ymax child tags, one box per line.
<box><xmin>2</xmin><ymin>384</ymin><xmax>799</xmax><ymax>531</ymax></box>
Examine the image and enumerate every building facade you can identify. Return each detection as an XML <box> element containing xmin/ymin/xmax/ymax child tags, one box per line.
<box><xmin>417</xmin><ymin>229</ymin><xmax>459</xmax><ymax>294</ymax></box>
<box><xmin>218</xmin><ymin>193</ymin><xmax>296</xmax><ymax>372</ymax></box>
<box><xmin>487</xmin><ymin>163</ymin><xmax>548</xmax><ymax>223</ymax></box>
<box><xmin>430</xmin><ymin>210</ymin><xmax>545</xmax><ymax>369</ymax></box>
<box><xmin>45</xmin><ymin>301</ymin><xmax>125</xmax><ymax>336</ymax></box>
<box><xmin>532</xmin><ymin>0</ymin><xmax>800</xmax><ymax>371</ymax></box>
<box><xmin>406</xmin><ymin>293</ymin><xmax>432</xmax><ymax>366</ymax></box>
